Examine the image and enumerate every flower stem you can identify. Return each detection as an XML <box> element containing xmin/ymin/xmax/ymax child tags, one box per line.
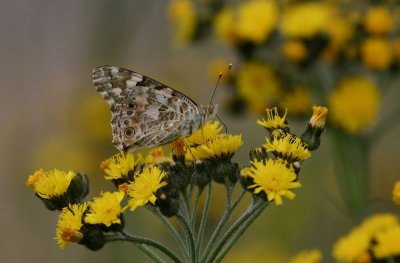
<box><xmin>200</xmin><ymin>187</ymin><xmax>246</xmax><ymax>262</ymax></box>
<box><xmin>177</xmin><ymin>212</ymin><xmax>197</xmax><ymax>263</ymax></box>
<box><xmin>106</xmin><ymin>231</ymin><xmax>182</xmax><ymax>263</ymax></box>
<box><xmin>146</xmin><ymin>205</ymin><xmax>188</xmax><ymax>260</ymax></box>
<box><xmin>191</xmin><ymin>187</ymin><xmax>202</xmax><ymax>232</ymax></box>
<box><xmin>205</xmin><ymin>199</ymin><xmax>267</xmax><ymax>263</ymax></box>
<box><xmin>196</xmin><ymin>183</ymin><xmax>212</xmax><ymax>254</ymax></box>
<box><xmin>213</xmin><ymin>200</ymin><xmax>267</xmax><ymax>263</ymax></box>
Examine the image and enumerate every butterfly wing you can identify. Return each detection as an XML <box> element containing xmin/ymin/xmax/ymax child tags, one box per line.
<box><xmin>93</xmin><ymin>65</ymin><xmax>202</xmax><ymax>152</ymax></box>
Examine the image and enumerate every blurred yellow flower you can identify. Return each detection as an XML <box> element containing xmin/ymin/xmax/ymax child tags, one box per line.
<box><xmin>364</xmin><ymin>7</ymin><xmax>392</xmax><ymax>35</ymax></box>
<box><xmin>332</xmin><ymin>228</ymin><xmax>371</xmax><ymax>262</ymax></box>
<box><xmin>280</xmin><ymin>3</ymin><xmax>334</xmax><ymax>38</ymax></box>
<box><xmin>26</xmin><ymin>168</ymin><xmax>45</xmax><ymax>189</ymax></box>
<box><xmin>282</xmin><ymin>40</ymin><xmax>307</xmax><ymax>62</ymax></box>
<box><xmin>372</xmin><ymin>224</ymin><xmax>400</xmax><ymax>259</ymax></box>
<box><xmin>289</xmin><ymin>249</ymin><xmax>322</xmax><ymax>263</ymax></box>
<box><xmin>236</xmin><ymin>0</ymin><xmax>278</xmax><ymax>43</ymax></box>
<box><xmin>144</xmin><ymin>147</ymin><xmax>173</xmax><ymax>164</ymax></box>
<box><xmin>237</xmin><ymin>61</ymin><xmax>281</xmax><ymax>113</ymax></box>
<box><xmin>242</xmin><ymin>159</ymin><xmax>301</xmax><ymax>205</ymax></box>
<box><xmin>361</xmin><ymin>37</ymin><xmax>393</xmax><ymax>70</ymax></box>
<box><xmin>56</xmin><ymin>203</ymin><xmax>87</xmax><ymax>250</ymax></box>
<box><xmin>329</xmin><ymin>76</ymin><xmax>380</xmax><ymax>133</ymax></box>
<box><xmin>280</xmin><ymin>87</ymin><xmax>313</xmax><ymax>116</ymax></box>
<box><xmin>214</xmin><ymin>7</ymin><xmax>238</xmax><ymax>44</ymax></box>
<box><xmin>333</xmin><ymin>213</ymin><xmax>400</xmax><ymax>262</ymax></box>
<box><xmin>392</xmin><ymin>181</ymin><xmax>400</xmax><ymax>205</ymax></box>
<box><xmin>214</xmin><ymin>0</ymin><xmax>278</xmax><ymax>44</ymax></box>
<box><xmin>85</xmin><ymin>191</ymin><xmax>127</xmax><ymax>227</ymax></box>
<box><xmin>168</xmin><ymin>0</ymin><xmax>196</xmax><ymax>46</ymax></box>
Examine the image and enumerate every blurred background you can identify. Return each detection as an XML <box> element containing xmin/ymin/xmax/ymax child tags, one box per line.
<box><xmin>2</xmin><ymin>0</ymin><xmax>400</xmax><ymax>262</ymax></box>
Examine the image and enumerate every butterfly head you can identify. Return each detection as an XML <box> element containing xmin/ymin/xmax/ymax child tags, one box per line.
<box><xmin>199</xmin><ymin>104</ymin><xmax>218</xmax><ymax>120</ymax></box>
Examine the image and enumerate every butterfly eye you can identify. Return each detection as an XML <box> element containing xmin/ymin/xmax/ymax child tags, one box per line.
<box><xmin>124</xmin><ymin>127</ymin><xmax>135</xmax><ymax>138</ymax></box>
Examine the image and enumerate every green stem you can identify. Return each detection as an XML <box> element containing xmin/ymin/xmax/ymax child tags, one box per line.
<box><xmin>196</xmin><ymin>183</ymin><xmax>212</xmax><ymax>254</ymax></box>
<box><xmin>206</xmin><ymin>200</ymin><xmax>267</xmax><ymax>263</ymax></box>
<box><xmin>191</xmin><ymin>187</ymin><xmax>202</xmax><ymax>232</ymax></box>
<box><xmin>200</xmin><ymin>188</ymin><xmax>246</xmax><ymax>262</ymax></box>
<box><xmin>146</xmin><ymin>205</ymin><xmax>188</xmax><ymax>259</ymax></box>
<box><xmin>177</xmin><ymin>212</ymin><xmax>197</xmax><ymax>263</ymax></box>
<box><xmin>213</xmin><ymin>200</ymin><xmax>267</xmax><ymax>263</ymax></box>
<box><xmin>331</xmin><ymin>129</ymin><xmax>370</xmax><ymax>222</ymax></box>
<box><xmin>106</xmin><ymin>231</ymin><xmax>182</xmax><ymax>263</ymax></box>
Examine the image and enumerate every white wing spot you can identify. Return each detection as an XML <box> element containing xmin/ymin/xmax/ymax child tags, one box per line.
<box><xmin>126</xmin><ymin>80</ymin><xmax>137</xmax><ymax>88</ymax></box>
<box><xmin>111</xmin><ymin>67</ymin><xmax>119</xmax><ymax>75</ymax></box>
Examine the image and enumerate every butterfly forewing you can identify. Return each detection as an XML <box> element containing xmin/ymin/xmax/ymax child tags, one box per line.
<box><xmin>93</xmin><ymin>65</ymin><xmax>206</xmax><ymax>152</ymax></box>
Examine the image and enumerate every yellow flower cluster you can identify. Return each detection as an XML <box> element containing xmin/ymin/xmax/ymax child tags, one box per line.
<box><xmin>333</xmin><ymin>213</ymin><xmax>400</xmax><ymax>261</ymax></box>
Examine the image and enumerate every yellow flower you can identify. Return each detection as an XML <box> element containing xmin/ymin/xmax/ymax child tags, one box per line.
<box><xmin>392</xmin><ymin>181</ymin><xmax>400</xmax><ymax>205</ymax></box>
<box><xmin>361</xmin><ymin>37</ymin><xmax>393</xmax><ymax>70</ymax></box>
<box><xmin>372</xmin><ymin>224</ymin><xmax>400</xmax><ymax>259</ymax></box>
<box><xmin>26</xmin><ymin>168</ymin><xmax>45</xmax><ymax>189</ymax></box>
<box><xmin>84</xmin><ymin>191</ymin><xmax>127</xmax><ymax>227</ymax></box>
<box><xmin>364</xmin><ymin>7</ymin><xmax>392</xmax><ymax>35</ymax></box>
<box><xmin>56</xmin><ymin>203</ymin><xmax>87</xmax><ymax>250</ymax></box>
<box><xmin>31</xmin><ymin>169</ymin><xmax>75</xmax><ymax>199</ymax></box>
<box><xmin>289</xmin><ymin>249</ymin><xmax>323</xmax><ymax>263</ymax></box>
<box><xmin>280</xmin><ymin>3</ymin><xmax>334</xmax><ymax>38</ymax></box>
<box><xmin>257</xmin><ymin>107</ymin><xmax>288</xmax><ymax>130</ymax></box>
<box><xmin>214</xmin><ymin>7</ymin><xmax>238</xmax><ymax>44</ymax></box>
<box><xmin>237</xmin><ymin>61</ymin><xmax>281</xmax><ymax>113</ymax></box>
<box><xmin>168</xmin><ymin>0</ymin><xmax>196</xmax><ymax>46</ymax></box>
<box><xmin>188</xmin><ymin>134</ymin><xmax>243</xmax><ymax>160</ymax></box>
<box><xmin>185</xmin><ymin>121</ymin><xmax>222</xmax><ymax>146</ymax></box>
<box><xmin>280</xmin><ymin>87</ymin><xmax>314</xmax><ymax>116</ymax></box>
<box><xmin>265</xmin><ymin>134</ymin><xmax>311</xmax><ymax>162</ymax></box>
<box><xmin>128</xmin><ymin>166</ymin><xmax>168</xmax><ymax>212</ymax></box>
<box><xmin>332</xmin><ymin>228</ymin><xmax>371</xmax><ymax>262</ymax></box>
<box><xmin>309</xmin><ymin>105</ymin><xmax>328</xmax><ymax>130</ymax></box>
<box><xmin>282</xmin><ymin>40</ymin><xmax>307</xmax><ymax>62</ymax></box>
<box><xmin>236</xmin><ymin>0</ymin><xmax>278</xmax><ymax>43</ymax></box>
<box><xmin>242</xmin><ymin>159</ymin><xmax>301</xmax><ymax>205</ymax></box>
<box><xmin>329</xmin><ymin>76</ymin><xmax>380</xmax><ymax>133</ymax></box>
<box><xmin>101</xmin><ymin>152</ymin><xmax>139</xmax><ymax>180</ymax></box>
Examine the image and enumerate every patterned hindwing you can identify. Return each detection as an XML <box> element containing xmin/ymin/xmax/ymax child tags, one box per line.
<box><xmin>93</xmin><ymin>65</ymin><xmax>203</xmax><ymax>152</ymax></box>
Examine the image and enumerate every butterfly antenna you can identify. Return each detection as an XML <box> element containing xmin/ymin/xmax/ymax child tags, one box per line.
<box><xmin>209</xmin><ymin>63</ymin><xmax>232</xmax><ymax>105</ymax></box>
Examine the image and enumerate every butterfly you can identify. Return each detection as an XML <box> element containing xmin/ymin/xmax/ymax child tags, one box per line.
<box><xmin>93</xmin><ymin>65</ymin><xmax>218</xmax><ymax>152</ymax></box>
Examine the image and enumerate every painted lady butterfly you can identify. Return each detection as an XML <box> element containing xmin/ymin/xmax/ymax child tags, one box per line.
<box><xmin>93</xmin><ymin>65</ymin><xmax>218</xmax><ymax>152</ymax></box>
